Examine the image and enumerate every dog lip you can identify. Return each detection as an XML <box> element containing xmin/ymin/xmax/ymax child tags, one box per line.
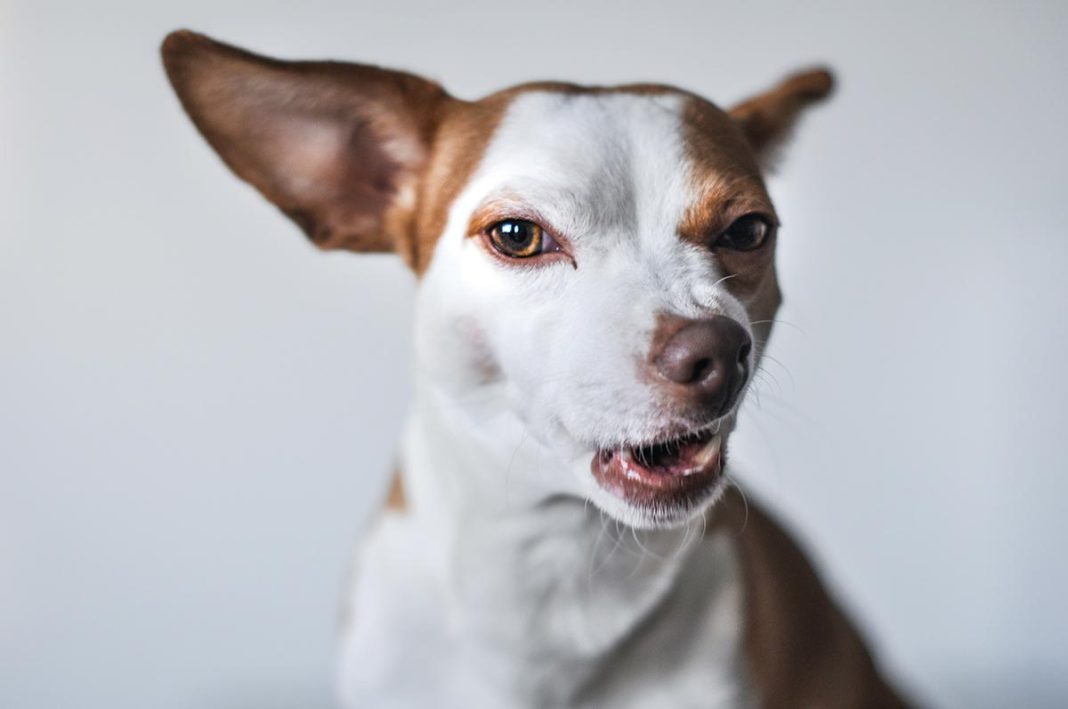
<box><xmin>590</xmin><ymin>429</ymin><xmax>724</xmax><ymax>507</ymax></box>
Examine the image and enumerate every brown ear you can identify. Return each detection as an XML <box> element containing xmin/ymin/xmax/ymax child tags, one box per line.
<box><xmin>160</xmin><ymin>30</ymin><xmax>452</xmax><ymax>260</ymax></box>
<box><xmin>729</xmin><ymin>67</ymin><xmax>834</xmax><ymax>166</ymax></box>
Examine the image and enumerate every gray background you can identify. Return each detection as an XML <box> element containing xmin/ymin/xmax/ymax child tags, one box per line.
<box><xmin>3</xmin><ymin>1</ymin><xmax>1067</xmax><ymax>707</ymax></box>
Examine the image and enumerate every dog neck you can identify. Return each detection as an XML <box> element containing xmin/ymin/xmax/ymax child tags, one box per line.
<box><xmin>395</xmin><ymin>376</ymin><xmax>748</xmax><ymax>704</ymax></box>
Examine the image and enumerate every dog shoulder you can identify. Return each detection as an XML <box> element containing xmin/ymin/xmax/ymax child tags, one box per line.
<box><xmin>711</xmin><ymin>489</ymin><xmax>913</xmax><ymax>708</ymax></box>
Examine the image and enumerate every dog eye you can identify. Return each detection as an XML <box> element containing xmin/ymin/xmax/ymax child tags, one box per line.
<box><xmin>713</xmin><ymin>214</ymin><xmax>773</xmax><ymax>252</ymax></box>
<box><xmin>486</xmin><ymin>219</ymin><xmax>556</xmax><ymax>259</ymax></box>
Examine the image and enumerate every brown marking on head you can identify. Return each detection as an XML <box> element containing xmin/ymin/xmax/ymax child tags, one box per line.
<box><xmin>409</xmin><ymin>95</ymin><xmax>514</xmax><ymax>272</ymax></box>
<box><xmin>676</xmin><ymin>97</ymin><xmax>780</xmax><ymax>335</ymax></box>
<box><xmin>675</xmin><ymin>70</ymin><xmax>833</xmax><ymax>344</ymax></box>
<box><xmin>679</xmin><ymin>96</ymin><xmax>775</xmax><ymax>238</ymax></box>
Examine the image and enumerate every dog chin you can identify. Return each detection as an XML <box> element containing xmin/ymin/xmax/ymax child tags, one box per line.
<box><xmin>584</xmin><ymin>475</ymin><xmax>730</xmax><ymax>530</ymax></box>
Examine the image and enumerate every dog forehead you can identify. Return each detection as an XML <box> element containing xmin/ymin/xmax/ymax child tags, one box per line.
<box><xmin>488</xmin><ymin>89</ymin><xmax>686</xmax><ymax>161</ymax></box>
<box><xmin>476</xmin><ymin>91</ymin><xmax>689</xmax><ymax>217</ymax></box>
<box><xmin>473</xmin><ymin>85</ymin><xmax>760</xmax><ymax>186</ymax></box>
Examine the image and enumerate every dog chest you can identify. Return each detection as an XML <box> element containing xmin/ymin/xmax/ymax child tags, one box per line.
<box><xmin>338</xmin><ymin>509</ymin><xmax>754</xmax><ymax>708</ymax></box>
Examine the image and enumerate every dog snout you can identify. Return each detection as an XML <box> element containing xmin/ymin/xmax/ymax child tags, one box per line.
<box><xmin>650</xmin><ymin>315</ymin><xmax>752</xmax><ymax>416</ymax></box>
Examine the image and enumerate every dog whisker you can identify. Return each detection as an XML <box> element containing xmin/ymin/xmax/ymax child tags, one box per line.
<box><xmin>725</xmin><ymin>476</ymin><xmax>750</xmax><ymax>535</ymax></box>
<box><xmin>748</xmin><ymin>317</ymin><xmax>807</xmax><ymax>336</ymax></box>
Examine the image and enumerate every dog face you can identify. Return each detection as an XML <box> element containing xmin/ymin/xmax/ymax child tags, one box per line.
<box><xmin>163</xmin><ymin>31</ymin><xmax>832</xmax><ymax>528</ymax></box>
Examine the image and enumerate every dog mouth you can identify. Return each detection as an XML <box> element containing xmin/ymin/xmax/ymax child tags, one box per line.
<box><xmin>590</xmin><ymin>428</ymin><xmax>725</xmax><ymax>510</ymax></box>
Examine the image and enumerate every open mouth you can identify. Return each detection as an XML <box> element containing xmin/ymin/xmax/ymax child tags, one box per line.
<box><xmin>590</xmin><ymin>428</ymin><xmax>725</xmax><ymax>509</ymax></box>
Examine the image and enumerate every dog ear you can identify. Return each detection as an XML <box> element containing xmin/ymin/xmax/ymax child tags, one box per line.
<box><xmin>729</xmin><ymin>68</ymin><xmax>834</xmax><ymax>168</ymax></box>
<box><xmin>161</xmin><ymin>30</ymin><xmax>452</xmax><ymax>261</ymax></box>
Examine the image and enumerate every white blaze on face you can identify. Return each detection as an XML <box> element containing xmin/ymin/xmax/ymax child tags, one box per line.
<box><xmin>416</xmin><ymin>90</ymin><xmax>752</xmax><ymax>508</ymax></box>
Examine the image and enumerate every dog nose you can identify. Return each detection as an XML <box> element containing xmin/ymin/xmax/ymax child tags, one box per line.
<box><xmin>651</xmin><ymin>315</ymin><xmax>752</xmax><ymax>414</ymax></box>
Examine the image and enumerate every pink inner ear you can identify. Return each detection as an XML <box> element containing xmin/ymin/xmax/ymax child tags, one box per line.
<box><xmin>246</xmin><ymin>106</ymin><xmax>406</xmax><ymax>250</ymax></box>
<box><xmin>261</xmin><ymin>114</ymin><xmax>349</xmax><ymax>202</ymax></box>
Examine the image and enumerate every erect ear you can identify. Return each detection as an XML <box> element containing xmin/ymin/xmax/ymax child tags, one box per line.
<box><xmin>160</xmin><ymin>30</ymin><xmax>452</xmax><ymax>262</ymax></box>
<box><xmin>729</xmin><ymin>67</ymin><xmax>834</xmax><ymax>167</ymax></box>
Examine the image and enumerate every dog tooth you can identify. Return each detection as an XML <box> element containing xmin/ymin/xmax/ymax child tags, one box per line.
<box><xmin>618</xmin><ymin>448</ymin><xmax>644</xmax><ymax>480</ymax></box>
<box><xmin>692</xmin><ymin>435</ymin><xmax>722</xmax><ymax>468</ymax></box>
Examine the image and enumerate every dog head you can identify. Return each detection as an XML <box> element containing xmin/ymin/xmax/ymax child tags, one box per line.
<box><xmin>162</xmin><ymin>31</ymin><xmax>832</xmax><ymax>528</ymax></box>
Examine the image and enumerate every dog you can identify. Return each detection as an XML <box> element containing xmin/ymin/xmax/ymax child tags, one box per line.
<box><xmin>162</xmin><ymin>30</ymin><xmax>910</xmax><ymax>708</ymax></box>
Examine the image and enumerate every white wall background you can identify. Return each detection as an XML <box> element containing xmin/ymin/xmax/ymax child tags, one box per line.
<box><xmin>3</xmin><ymin>1</ymin><xmax>1067</xmax><ymax>707</ymax></box>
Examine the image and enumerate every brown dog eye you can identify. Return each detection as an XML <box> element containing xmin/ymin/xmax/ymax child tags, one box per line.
<box><xmin>714</xmin><ymin>214</ymin><xmax>773</xmax><ymax>252</ymax></box>
<box><xmin>487</xmin><ymin>219</ymin><xmax>546</xmax><ymax>258</ymax></box>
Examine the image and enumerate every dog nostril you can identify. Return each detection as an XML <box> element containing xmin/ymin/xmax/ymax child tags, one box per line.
<box><xmin>691</xmin><ymin>357</ymin><xmax>713</xmax><ymax>382</ymax></box>
<box><xmin>737</xmin><ymin>341</ymin><xmax>752</xmax><ymax>365</ymax></box>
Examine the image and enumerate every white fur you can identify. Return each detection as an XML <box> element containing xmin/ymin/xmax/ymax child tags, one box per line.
<box><xmin>339</xmin><ymin>92</ymin><xmax>758</xmax><ymax>707</ymax></box>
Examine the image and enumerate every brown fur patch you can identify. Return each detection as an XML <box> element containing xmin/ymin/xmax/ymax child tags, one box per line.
<box><xmin>678</xmin><ymin>96</ymin><xmax>781</xmax><ymax>326</ymax></box>
<box><xmin>385</xmin><ymin>468</ymin><xmax>406</xmax><ymax>512</ymax></box>
<box><xmin>409</xmin><ymin>95</ymin><xmax>514</xmax><ymax>272</ymax></box>
<box><xmin>678</xmin><ymin>97</ymin><xmax>774</xmax><ymax>240</ymax></box>
<box><xmin>711</xmin><ymin>489</ymin><xmax>911</xmax><ymax>708</ymax></box>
